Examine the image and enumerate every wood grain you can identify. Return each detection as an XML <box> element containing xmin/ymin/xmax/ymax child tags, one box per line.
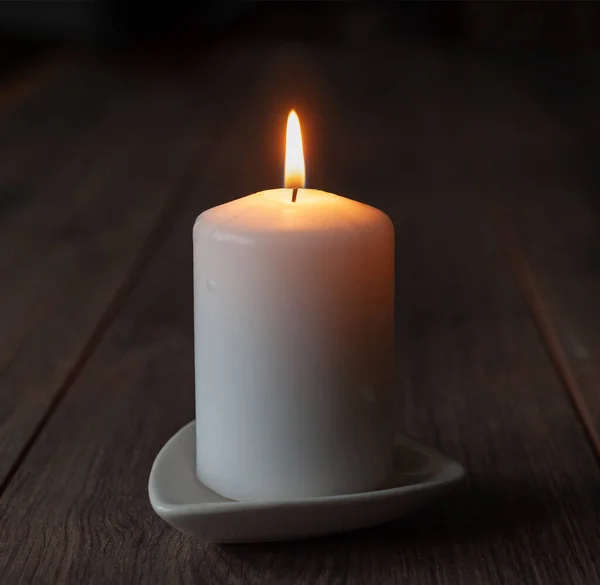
<box><xmin>0</xmin><ymin>48</ymin><xmax>253</xmax><ymax>487</ymax></box>
<box><xmin>456</xmin><ymin>53</ymin><xmax>600</xmax><ymax>457</ymax></box>
<box><xmin>1</xmin><ymin>43</ymin><xmax>600</xmax><ymax>584</ymax></box>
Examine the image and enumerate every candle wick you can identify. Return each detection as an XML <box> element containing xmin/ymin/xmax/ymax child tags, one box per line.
<box><xmin>291</xmin><ymin>187</ymin><xmax>298</xmax><ymax>203</ymax></box>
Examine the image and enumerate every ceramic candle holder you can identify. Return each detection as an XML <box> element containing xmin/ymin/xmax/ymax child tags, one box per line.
<box><xmin>193</xmin><ymin>188</ymin><xmax>395</xmax><ymax>502</ymax></box>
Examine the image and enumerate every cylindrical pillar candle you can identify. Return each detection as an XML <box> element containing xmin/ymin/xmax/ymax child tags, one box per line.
<box><xmin>193</xmin><ymin>187</ymin><xmax>395</xmax><ymax>501</ymax></box>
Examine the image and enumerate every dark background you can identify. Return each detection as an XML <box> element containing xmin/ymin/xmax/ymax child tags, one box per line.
<box><xmin>1</xmin><ymin>2</ymin><xmax>600</xmax><ymax>47</ymax></box>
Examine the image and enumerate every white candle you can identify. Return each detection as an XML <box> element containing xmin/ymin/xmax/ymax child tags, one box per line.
<box><xmin>193</xmin><ymin>111</ymin><xmax>395</xmax><ymax>501</ymax></box>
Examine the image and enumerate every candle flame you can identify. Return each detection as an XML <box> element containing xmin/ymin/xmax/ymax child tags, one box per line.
<box><xmin>284</xmin><ymin>109</ymin><xmax>305</xmax><ymax>189</ymax></box>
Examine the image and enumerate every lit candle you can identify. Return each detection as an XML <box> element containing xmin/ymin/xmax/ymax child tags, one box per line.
<box><xmin>193</xmin><ymin>111</ymin><xmax>395</xmax><ymax>501</ymax></box>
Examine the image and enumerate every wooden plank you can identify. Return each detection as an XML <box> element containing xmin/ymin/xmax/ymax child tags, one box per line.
<box><xmin>1</xmin><ymin>44</ymin><xmax>600</xmax><ymax>584</ymax></box>
<box><xmin>456</xmin><ymin>53</ymin><xmax>600</xmax><ymax>455</ymax></box>
<box><xmin>0</xmin><ymin>48</ymin><xmax>256</xmax><ymax>487</ymax></box>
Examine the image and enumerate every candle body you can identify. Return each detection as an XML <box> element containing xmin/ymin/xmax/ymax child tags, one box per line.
<box><xmin>193</xmin><ymin>188</ymin><xmax>394</xmax><ymax>501</ymax></box>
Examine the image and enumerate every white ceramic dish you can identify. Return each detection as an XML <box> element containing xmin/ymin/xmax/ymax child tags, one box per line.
<box><xmin>149</xmin><ymin>421</ymin><xmax>465</xmax><ymax>543</ymax></box>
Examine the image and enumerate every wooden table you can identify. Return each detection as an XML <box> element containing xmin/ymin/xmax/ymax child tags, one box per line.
<box><xmin>1</xmin><ymin>35</ymin><xmax>600</xmax><ymax>585</ymax></box>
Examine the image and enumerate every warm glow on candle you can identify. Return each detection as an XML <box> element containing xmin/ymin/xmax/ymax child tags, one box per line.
<box><xmin>284</xmin><ymin>110</ymin><xmax>305</xmax><ymax>189</ymax></box>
